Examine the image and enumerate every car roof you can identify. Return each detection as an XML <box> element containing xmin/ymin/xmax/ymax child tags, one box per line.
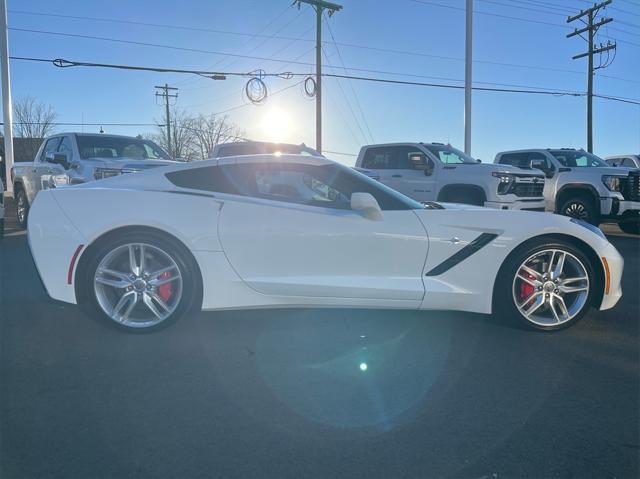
<box><xmin>50</xmin><ymin>133</ymin><xmax>150</xmax><ymax>140</ymax></box>
<box><xmin>173</xmin><ymin>153</ymin><xmax>334</xmax><ymax>171</ymax></box>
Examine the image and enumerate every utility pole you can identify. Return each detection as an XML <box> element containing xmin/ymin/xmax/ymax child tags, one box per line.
<box><xmin>0</xmin><ymin>0</ymin><xmax>14</xmax><ymax>193</ymax></box>
<box><xmin>293</xmin><ymin>0</ymin><xmax>342</xmax><ymax>154</ymax></box>
<box><xmin>464</xmin><ymin>0</ymin><xmax>472</xmax><ymax>155</ymax></box>
<box><xmin>155</xmin><ymin>84</ymin><xmax>178</xmax><ymax>157</ymax></box>
<box><xmin>567</xmin><ymin>0</ymin><xmax>615</xmax><ymax>153</ymax></box>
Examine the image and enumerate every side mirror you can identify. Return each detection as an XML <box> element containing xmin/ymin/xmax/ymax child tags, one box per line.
<box><xmin>351</xmin><ymin>192</ymin><xmax>383</xmax><ymax>221</ymax></box>
<box><xmin>414</xmin><ymin>158</ymin><xmax>435</xmax><ymax>176</ymax></box>
<box><xmin>46</xmin><ymin>151</ymin><xmax>70</xmax><ymax>168</ymax></box>
<box><xmin>530</xmin><ymin>159</ymin><xmax>545</xmax><ymax>170</ymax></box>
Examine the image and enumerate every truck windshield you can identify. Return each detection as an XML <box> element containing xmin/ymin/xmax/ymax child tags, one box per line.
<box><xmin>422</xmin><ymin>144</ymin><xmax>477</xmax><ymax>164</ymax></box>
<box><xmin>76</xmin><ymin>135</ymin><xmax>171</xmax><ymax>160</ymax></box>
<box><xmin>549</xmin><ymin>150</ymin><xmax>608</xmax><ymax>168</ymax></box>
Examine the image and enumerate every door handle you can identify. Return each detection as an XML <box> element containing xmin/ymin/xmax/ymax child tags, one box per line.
<box><xmin>392</xmin><ymin>174</ymin><xmax>402</xmax><ymax>178</ymax></box>
<box><xmin>446</xmin><ymin>237</ymin><xmax>461</xmax><ymax>244</ymax></box>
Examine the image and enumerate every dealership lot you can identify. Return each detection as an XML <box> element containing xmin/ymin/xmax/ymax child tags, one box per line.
<box><xmin>1</xmin><ymin>206</ymin><xmax>638</xmax><ymax>478</ymax></box>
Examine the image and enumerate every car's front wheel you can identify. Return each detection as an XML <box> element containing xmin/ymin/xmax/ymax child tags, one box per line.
<box><xmin>618</xmin><ymin>221</ymin><xmax>640</xmax><ymax>235</ymax></box>
<box><xmin>497</xmin><ymin>240</ymin><xmax>595</xmax><ymax>331</ymax></box>
<box><xmin>83</xmin><ymin>231</ymin><xmax>198</xmax><ymax>332</ymax></box>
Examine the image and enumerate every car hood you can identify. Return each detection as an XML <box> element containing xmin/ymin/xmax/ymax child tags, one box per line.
<box><xmin>83</xmin><ymin>157</ymin><xmax>178</xmax><ymax>170</ymax></box>
<box><xmin>585</xmin><ymin>166</ymin><xmax>638</xmax><ymax>176</ymax></box>
<box><xmin>449</xmin><ymin>162</ymin><xmax>545</xmax><ymax>177</ymax></box>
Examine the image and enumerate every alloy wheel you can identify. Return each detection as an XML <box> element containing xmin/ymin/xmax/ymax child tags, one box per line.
<box><xmin>512</xmin><ymin>249</ymin><xmax>589</xmax><ymax>327</ymax></box>
<box><xmin>563</xmin><ymin>202</ymin><xmax>589</xmax><ymax>221</ymax></box>
<box><xmin>16</xmin><ymin>193</ymin><xmax>26</xmax><ymax>224</ymax></box>
<box><xmin>93</xmin><ymin>243</ymin><xmax>183</xmax><ymax>328</ymax></box>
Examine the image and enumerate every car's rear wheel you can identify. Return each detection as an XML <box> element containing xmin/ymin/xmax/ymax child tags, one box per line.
<box><xmin>15</xmin><ymin>189</ymin><xmax>29</xmax><ymax>228</ymax></box>
<box><xmin>84</xmin><ymin>231</ymin><xmax>197</xmax><ymax>332</ymax></box>
<box><xmin>497</xmin><ymin>240</ymin><xmax>595</xmax><ymax>331</ymax></box>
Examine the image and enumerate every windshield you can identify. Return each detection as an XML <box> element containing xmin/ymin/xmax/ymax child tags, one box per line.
<box><xmin>216</xmin><ymin>142</ymin><xmax>324</xmax><ymax>158</ymax></box>
<box><xmin>422</xmin><ymin>144</ymin><xmax>477</xmax><ymax>164</ymax></box>
<box><xmin>549</xmin><ymin>150</ymin><xmax>608</xmax><ymax>168</ymax></box>
<box><xmin>76</xmin><ymin>135</ymin><xmax>171</xmax><ymax>160</ymax></box>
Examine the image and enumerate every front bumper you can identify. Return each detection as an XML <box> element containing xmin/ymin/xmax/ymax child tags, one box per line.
<box><xmin>484</xmin><ymin>198</ymin><xmax>546</xmax><ymax>212</ymax></box>
<box><xmin>600</xmin><ymin>197</ymin><xmax>640</xmax><ymax>222</ymax></box>
<box><xmin>598</xmin><ymin>240</ymin><xmax>624</xmax><ymax>311</ymax></box>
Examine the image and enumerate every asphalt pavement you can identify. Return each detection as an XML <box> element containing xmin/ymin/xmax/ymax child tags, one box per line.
<box><xmin>1</xmin><ymin>205</ymin><xmax>638</xmax><ymax>479</ymax></box>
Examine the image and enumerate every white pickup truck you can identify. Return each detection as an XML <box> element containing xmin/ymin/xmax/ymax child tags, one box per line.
<box><xmin>495</xmin><ymin>148</ymin><xmax>640</xmax><ymax>234</ymax></box>
<box><xmin>354</xmin><ymin>142</ymin><xmax>546</xmax><ymax>210</ymax></box>
<box><xmin>12</xmin><ymin>133</ymin><xmax>176</xmax><ymax>227</ymax></box>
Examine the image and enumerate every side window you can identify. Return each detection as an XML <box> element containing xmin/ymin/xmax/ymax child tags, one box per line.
<box><xmin>499</xmin><ymin>152</ymin><xmax>529</xmax><ymax>167</ymax></box>
<box><xmin>39</xmin><ymin>138</ymin><xmax>62</xmax><ymax>162</ymax></box>
<box><xmin>166</xmin><ymin>163</ymin><xmax>417</xmax><ymax>210</ymax></box>
<box><xmin>165</xmin><ymin>166</ymin><xmax>240</xmax><ymax>194</ymax></box>
<box><xmin>622</xmin><ymin>158</ymin><xmax>636</xmax><ymax>168</ymax></box>
<box><xmin>57</xmin><ymin>136</ymin><xmax>73</xmax><ymax>157</ymax></box>
<box><xmin>361</xmin><ymin>147</ymin><xmax>398</xmax><ymax>169</ymax></box>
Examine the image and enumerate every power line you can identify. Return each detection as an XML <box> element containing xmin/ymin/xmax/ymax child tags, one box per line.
<box><xmin>9</xmin><ymin>17</ymin><xmax>639</xmax><ymax>81</ymax></box>
<box><xmin>8</xmin><ymin>56</ymin><xmax>640</xmax><ymax>105</ymax></box>
<box><xmin>324</xmin><ymin>12</ymin><xmax>374</xmax><ymax>143</ymax></box>
<box><xmin>407</xmin><ymin>0</ymin><xmax>640</xmax><ymax>46</ymax></box>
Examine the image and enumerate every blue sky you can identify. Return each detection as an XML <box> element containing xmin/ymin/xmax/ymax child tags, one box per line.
<box><xmin>4</xmin><ymin>0</ymin><xmax>640</xmax><ymax>164</ymax></box>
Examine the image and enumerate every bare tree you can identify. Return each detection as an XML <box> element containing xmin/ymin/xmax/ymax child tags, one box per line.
<box><xmin>150</xmin><ymin>110</ymin><xmax>243</xmax><ymax>160</ymax></box>
<box><xmin>13</xmin><ymin>96</ymin><xmax>57</xmax><ymax>138</ymax></box>
<box><xmin>190</xmin><ymin>114</ymin><xmax>244</xmax><ymax>159</ymax></box>
<box><xmin>151</xmin><ymin>108</ymin><xmax>197</xmax><ymax>159</ymax></box>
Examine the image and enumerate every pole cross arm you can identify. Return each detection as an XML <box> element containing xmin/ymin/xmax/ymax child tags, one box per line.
<box><xmin>295</xmin><ymin>0</ymin><xmax>342</xmax><ymax>12</ymax></box>
<box><xmin>566</xmin><ymin>0</ymin><xmax>611</xmax><ymax>23</ymax></box>
<box><xmin>572</xmin><ymin>42</ymin><xmax>616</xmax><ymax>60</ymax></box>
<box><xmin>567</xmin><ymin>17</ymin><xmax>612</xmax><ymax>38</ymax></box>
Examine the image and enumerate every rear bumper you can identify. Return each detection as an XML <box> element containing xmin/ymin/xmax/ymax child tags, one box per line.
<box><xmin>484</xmin><ymin>198</ymin><xmax>546</xmax><ymax>211</ymax></box>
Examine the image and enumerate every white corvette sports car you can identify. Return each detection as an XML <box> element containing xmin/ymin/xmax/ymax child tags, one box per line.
<box><xmin>27</xmin><ymin>153</ymin><xmax>623</xmax><ymax>332</ymax></box>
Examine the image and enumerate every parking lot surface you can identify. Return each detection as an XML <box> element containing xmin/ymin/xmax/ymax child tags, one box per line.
<box><xmin>1</xmin><ymin>206</ymin><xmax>638</xmax><ymax>479</ymax></box>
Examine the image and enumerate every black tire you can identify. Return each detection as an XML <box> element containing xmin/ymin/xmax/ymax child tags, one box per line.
<box><xmin>495</xmin><ymin>238</ymin><xmax>596</xmax><ymax>331</ymax></box>
<box><xmin>558</xmin><ymin>195</ymin><xmax>599</xmax><ymax>225</ymax></box>
<box><xmin>79</xmin><ymin>230</ymin><xmax>200</xmax><ymax>333</ymax></box>
<box><xmin>618</xmin><ymin>221</ymin><xmax>640</xmax><ymax>235</ymax></box>
<box><xmin>15</xmin><ymin>188</ymin><xmax>29</xmax><ymax>229</ymax></box>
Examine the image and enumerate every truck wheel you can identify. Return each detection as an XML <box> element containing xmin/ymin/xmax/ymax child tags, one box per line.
<box><xmin>558</xmin><ymin>195</ymin><xmax>598</xmax><ymax>225</ymax></box>
<box><xmin>619</xmin><ymin>221</ymin><xmax>640</xmax><ymax>235</ymax></box>
<box><xmin>15</xmin><ymin>189</ymin><xmax>29</xmax><ymax>228</ymax></box>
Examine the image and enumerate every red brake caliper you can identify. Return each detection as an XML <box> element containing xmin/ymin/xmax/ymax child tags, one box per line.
<box><xmin>158</xmin><ymin>271</ymin><xmax>173</xmax><ymax>302</ymax></box>
<box><xmin>518</xmin><ymin>271</ymin><xmax>536</xmax><ymax>303</ymax></box>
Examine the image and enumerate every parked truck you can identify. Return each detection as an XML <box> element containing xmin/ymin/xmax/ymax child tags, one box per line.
<box><xmin>12</xmin><ymin>133</ymin><xmax>176</xmax><ymax>228</ymax></box>
<box><xmin>494</xmin><ymin>148</ymin><xmax>640</xmax><ymax>234</ymax></box>
<box><xmin>354</xmin><ymin>142</ymin><xmax>546</xmax><ymax>210</ymax></box>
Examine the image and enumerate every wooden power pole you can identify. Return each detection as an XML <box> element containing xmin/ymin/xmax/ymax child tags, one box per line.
<box><xmin>567</xmin><ymin>0</ymin><xmax>616</xmax><ymax>153</ymax></box>
<box><xmin>293</xmin><ymin>0</ymin><xmax>342</xmax><ymax>154</ymax></box>
<box><xmin>155</xmin><ymin>84</ymin><xmax>178</xmax><ymax>157</ymax></box>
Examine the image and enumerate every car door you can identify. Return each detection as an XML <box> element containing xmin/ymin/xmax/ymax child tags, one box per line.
<box><xmin>217</xmin><ymin>160</ymin><xmax>429</xmax><ymax>302</ymax></box>
<box><xmin>361</xmin><ymin>146</ymin><xmax>434</xmax><ymax>202</ymax></box>
<box><xmin>35</xmin><ymin>137</ymin><xmax>63</xmax><ymax>193</ymax></box>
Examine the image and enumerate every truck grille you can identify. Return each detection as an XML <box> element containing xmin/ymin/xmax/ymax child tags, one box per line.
<box><xmin>513</xmin><ymin>183</ymin><xmax>544</xmax><ymax>197</ymax></box>
<box><xmin>622</xmin><ymin>171</ymin><xmax>640</xmax><ymax>201</ymax></box>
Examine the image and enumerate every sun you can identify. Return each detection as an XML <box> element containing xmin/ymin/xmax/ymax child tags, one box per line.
<box><xmin>261</xmin><ymin>107</ymin><xmax>292</xmax><ymax>141</ymax></box>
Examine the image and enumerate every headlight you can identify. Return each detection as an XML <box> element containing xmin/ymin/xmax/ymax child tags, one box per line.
<box><xmin>570</xmin><ymin>218</ymin><xmax>606</xmax><ymax>239</ymax></box>
<box><xmin>602</xmin><ymin>175</ymin><xmax>623</xmax><ymax>192</ymax></box>
<box><xmin>492</xmin><ymin>172</ymin><xmax>515</xmax><ymax>194</ymax></box>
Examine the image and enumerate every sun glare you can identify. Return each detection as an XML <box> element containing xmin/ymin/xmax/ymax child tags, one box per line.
<box><xmin>261</xmin><ymin>108</ymin><xmax>291</xmax><ymax>141</ymax></box>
